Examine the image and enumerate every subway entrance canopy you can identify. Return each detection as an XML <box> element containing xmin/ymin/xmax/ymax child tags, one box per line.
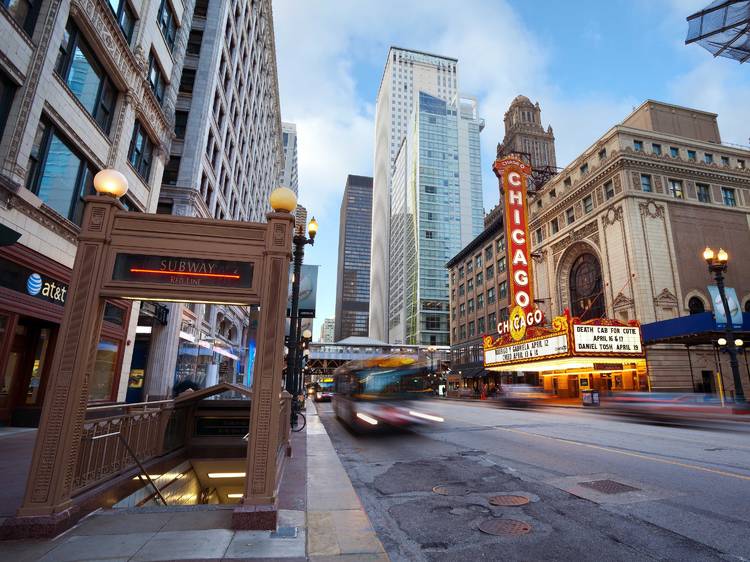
<box><xmin>9</xmin><ymin>189</ymin><xmax>295</xmax><ymax>536</ymax></box>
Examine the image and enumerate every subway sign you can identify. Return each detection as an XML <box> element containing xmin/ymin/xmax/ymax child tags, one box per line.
<box><xmin>0</xmin><ymin>256</ymin><xmax>68</xmax><ymax>305</ymax></box>
<box><xmin>112</xmin><ymin>254</ymin><xmax>254</xmax><ymax>289</ymax></box>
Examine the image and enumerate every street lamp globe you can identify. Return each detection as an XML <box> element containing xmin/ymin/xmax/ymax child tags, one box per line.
<box><xmin>717</xmin><ymin>248</ymin><xmax>729</xmax><ymax>263</ymax></box>
<box><xmin>269</xmin><ymin>187</ymin><xmax>297</xmax><ymax>213</ymax></box>
<box><xmin>93</xmin><ymin>169</ymin><xmax>128</xmax><ymax>198</ymax></box>
<box><xmin>735</xmin><ymin>339</ymin><xmax>744</xmax><ymax>347</ymax></box>
<box><xmin>702</xmin><ymin>247</ymin><xmax>715</xmax><ymax>263</ymax></box>
<box><xmin>718</xmin><ymin>337</ymin><xmax>727</xmax><ymax>346</ymax></box>
<box><xmin>307</xmin><ymin>217</ymin><xmax>318</xmax><ymax>239</ymax></box>
<box><xmin>302</xmin><ymin>329</ymin><xmax>312</xmax><ymax>339</ymax></box>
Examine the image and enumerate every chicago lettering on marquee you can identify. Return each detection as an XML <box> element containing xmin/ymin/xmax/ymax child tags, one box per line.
<box><xmin>493</xmin><ymin>155</ymin><xmax>542</xmax><ymax>340</ymax></box>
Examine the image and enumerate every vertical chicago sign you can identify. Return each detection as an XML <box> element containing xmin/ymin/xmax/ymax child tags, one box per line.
<box><xmin>492</xmin><ymin>155</ymin><xmax>542</xmax><ymax>340</ymax></box>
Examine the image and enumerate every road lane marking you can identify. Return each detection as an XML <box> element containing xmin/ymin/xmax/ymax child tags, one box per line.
<box><xmin>492</xmin><ymin>426</ymin><xmax>750</xmax><ymax>482</ymax></box>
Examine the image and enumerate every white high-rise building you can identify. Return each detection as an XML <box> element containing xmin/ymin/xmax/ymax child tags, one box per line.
<box><xmin>370</xmin><ymin>47</ymin><xmax>459</xmax><ymax>341</ymax></box>
<box><xmin>319</xmin><ymin>318</ymin><xmax>335</xmax><ymax>343</ymax></box>
<box><xmin>280</xmin><ymin>122</ymin><xmax>298</xmax><ymax>194</ymax></box>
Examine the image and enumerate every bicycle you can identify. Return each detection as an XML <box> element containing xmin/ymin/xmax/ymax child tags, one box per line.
<box><xmin>291</xmin><ymin>395</ymin><xmax>306</xmax><ymax>432</ymax></box>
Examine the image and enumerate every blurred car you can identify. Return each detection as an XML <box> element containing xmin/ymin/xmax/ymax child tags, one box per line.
<box><xmin>499</xmin><ymin>384</ymin><xmax>550</xmax><ymax>408</ymax></box>
<box><xmin>601</xmin><ymin>392</ymin><xmax>731</xmax><ymax>422</ymax></box>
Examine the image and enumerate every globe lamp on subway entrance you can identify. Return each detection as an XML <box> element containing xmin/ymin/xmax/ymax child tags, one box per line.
<box><xmin>93</xmin><ymin>169</ymin><xmax>129</xmax><ymax>198</ymax></box>
<box><xmin>270</xmin><ymin>186</ymin><xmax>297</xmax><ymax>213</ymax></box>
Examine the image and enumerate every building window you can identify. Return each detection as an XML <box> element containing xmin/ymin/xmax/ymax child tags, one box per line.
<box><xmin>467</xmin><ymin>279</ymin><xmax>473</xmax><ymax>292</ymax></box>
<box><xmin>499</xmin><ymin>281</ymin><xmax>507</xmax><ymax>299</ymax></box>
<box><xmin>485</xmin><ymin>246</ymin><xmax>493</xmax><ymax>260</ymax></box>
<box><xmin>2</xmin><ymin>0</ymin><xmax>41</xmax><ymax>36</ymax></box>
<box><xmin>163</xmin><ymin>155</ymin><xmax>180</xmax><ymax>185</ymax></box>
<box><xmin>487</xmin><ymin>287</ymin><xmax>496</xmax><ymax>304</ymax></box>
<box><xmin>458</xmin><ymin>266</ymin><xmax>464</xmax><ymax>279</ymax></box>
<box><xmin>174</xmin><ymin>110</ymin><xmax>188</xmax><ymax>139</ymax></box>
<box><xmin>721</xmin><ymin>187</ymin><xmax>736</xmax><ymax>207</ymax></box>
<box><xmin>704</xmin><ymin>153</ymin><xmax>713</xmax><ymax>164</ymax></box>
<box><xmin>497</xmin><ymin>237</ymin><xmax>505</xmax><ymax>253</ymax></box>
<box><xmin>579</xmin><ymin>163</ymin><xmax>588</xmax><ymax>174</ymax></box>
<box><xmin>670</xmin><ymin>146</ymin><xmax>679</xmax><ymax>158</ymax></box>
<box><xmin>583</xmin><ymin>196</ymin><xmax>593</xmax><ymax>214</ymax></box>
<box><xmin>486</xmin><ymin>264</ymin><xmax>494</xmax><ymax>278</ymax></box>
<box><xmin>687</xmin><ymin>150</ymin><xmax>696</xmax><ymax>161</ymax></box>
<box><xmin>459</xmin><ymin>284</ymin><xmax>464</xmax><ymax>297</ymax></box>
<box><xmin>468</xmin><ymin>321</ymin><xmax>475</xmax><ymax>337</ymax></box>
<box><xmin>739</xmin><ymin>159</ymin><xmax>746</xmax><ymax>169</ymax></box>
<box><xmin>25</xmin><ymin>119</ymin><xmax>97</xmax><ymax>225</ymax></box>
<box><xmin>476</xmin><ymin>254</ymin><xmax>483</xmax><ymax>269</ymax></box>
<box><xmin>696</xmin><ymin>183</ymin><xmax>711</xmax><ymax>203</ymax></box>
<box><xmin>148</xmin><ymin>52</ymin><xmax>167</xmax><ymax>103</ymax></box>
<box><xmin>652</xmin><ymin>143</ymin><xmax>661</xmax><ymax>155</ymax></box>
<box><xmin>668</xmin><ymin>179</ymin><xmax>684</xmax><ymax>199</ymax></box>
<box><xmin>55</xmin><ymin>20</ymin><xmax>117</xmax><ymax>133</ymax></box>
<box><xmin>633</xmin><ymin>140</ymin><xmax>643</xmax><ymax>152</ymax></box>
<box><xmin>107</xmin><ymin>0</ymin><xmax>136</xmax><ymax>43</ymax></box>
<box><xmin>498</xmin><ymin>256</ymin><xmax>506</xmax><ymax>272</ymax></box>
<box><xmin>535</xmin><ymin>227</ymin><xmax>543</xmax><ymax>243</ymax></box>
<box><xmin>460</xmin><ymin>324</ymin><xmax>466</xmax><ymax>340</ymax></box>
<box><xmin>688</xmin><ymin>296</ymin><xmax>705</xmax><ymax>315</ymax></box>
<box><xmin>476</xmin><ymin>271</ymin><xmax>483</xmax><ymax>286</ymax></box>
<box><xmin>179</xmin><ymin>69</ymin><xmax>196</xmax><ymax>94</ymax></box>
<box><xmin>425</xmin><ymin>230</ymin><xmax>434</xmax><ymax>239</ymax></box>
<box><xmin>477</xmin><ymin>317</ymin><xmax>485</xmax><ymax>334</ymax></box>
<box><xmin>477</xmin><ymin>293</ymin><xmax>484</xmax><ymax>309</ymax></box>
<box><xmin>488</xmin><ymin>312</ymin><xmax>496</xmax><ymax>329</ymax></box>
<box><xmin>564</xmin><ymin>177</ymin><xmax>571</xmax><ymax>187</ymax></box>
<box><xmin>468</xmin><ymin>299</ymin><xmax>474</xmax><ymax>314</ymax></box>
<box><xmin>566</xmin><ymin>207</ymin><xmax>575</xmax><ymax>224</ymax></box>
<box><xmin>157</xmin><ymin>0</ymin><xmax>177</xmax><ymax>50</ymax></box>
<box><xmin>721</xmin><ymin>156</ymin><xmax>729</xmax><ymax>166</ymax></box>
<box><xmin>604</xmin><ymin>180</ymin><xmax>615</xmax><ymax>200</ymax></box>
<box><xmin>0</xmin><ymin>71</ymin><xmax>17</xmax><ymax>139</ymax></box>
<box><xmin>128</xmin><ymin>121</ymin><xmax>154</xmax><ymax>181</ymax></box>
<box><xmin>187</xmin><ymin>29</ymin><xmax>203</xmax><ymax>56</ymax></box>
<box><xmin>640</xmin><ymin>174</ymin><xmax>652</xmax><ymax>192</ymax></box>
<box><xmin>459</xmin><ymin>303</ymin><xmax>465</xmax><ymax>317</ymax></box>
<box><xmin>551</xmin><ymin>217</ymin><xmax>559</xmax><ymax>234</ymax></box>
<box><xmin>598</xmin><ymin>148</ymin><xmax>606</xmax><ymax>160</ymax></box>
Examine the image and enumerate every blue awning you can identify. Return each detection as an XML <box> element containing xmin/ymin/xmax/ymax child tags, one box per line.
<box><xmin>642</xmin><ymin>312</ymin><xmax>750</xmax><ymax>345</ymax></box>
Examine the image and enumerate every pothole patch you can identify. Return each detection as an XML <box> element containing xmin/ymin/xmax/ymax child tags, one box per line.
<box><xmin>477</xmin><ymin>518</ymin><xmax>532</xmax><ymax>536</ymax></box>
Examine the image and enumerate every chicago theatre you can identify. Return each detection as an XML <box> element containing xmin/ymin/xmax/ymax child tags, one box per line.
<box><xmin>449</xmin><ymin>98</ymin><xmax>750</xmax><ymax>399</ymax></box>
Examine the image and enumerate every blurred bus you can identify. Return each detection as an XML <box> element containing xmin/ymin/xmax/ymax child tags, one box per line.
<box><xmin>332</xmin><ymin>355</ymin><xmax>444</xmax><ymax>430</ymax></box>
<box><xmin>315</xmin><ymin>378</ymin><xmax>335</xmax><ymax>402</ymax></box>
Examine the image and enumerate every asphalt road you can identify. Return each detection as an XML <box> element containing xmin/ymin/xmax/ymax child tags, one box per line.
<box><xmin>315</xmin><ymin>399</ymin><xmax>750</xmax><ymax>562</ymax></box>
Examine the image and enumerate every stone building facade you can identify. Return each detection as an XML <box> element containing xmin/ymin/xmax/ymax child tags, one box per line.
<box><xmin>528</xmin><ymin>100</ymin><xmax>750</xmax><ymax>394</ymax></box>
<box><xmin>497</xmin><ymin>95</ymin><xmax>556</xmax><ymax>171</ymax></box>
<box><xmin>144</xmin><ymin>0</ymin><xmax>283</xmax><ymax>399</ymax></box>
<box><xmin>0</xmin><ymin>0</ymin><xmax>191</xmax><ymax>423</ymax></box>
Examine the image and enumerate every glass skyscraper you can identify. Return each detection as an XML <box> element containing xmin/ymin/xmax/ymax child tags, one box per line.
<box><xmin>389</xmin><ymin>92</ymin><xmax>484</xmax><ymax>345</ymax></box>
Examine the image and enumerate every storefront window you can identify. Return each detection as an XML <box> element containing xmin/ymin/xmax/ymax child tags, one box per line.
<box><xmin>90</xmin><ymin>339</ymin><xmax>119</xmax><ymax>401</ymax></box>
<box><xmin>0</xmin><ymin>314</ymin><xmax>12</xmax><ymax>394</ymax></box>
<box><xmin>25</xmin><ymin>327</ymin><xmax>51</xmax><ymax>404</ymax></box>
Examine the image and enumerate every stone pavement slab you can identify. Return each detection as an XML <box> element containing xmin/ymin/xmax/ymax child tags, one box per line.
<box><xmin>130</xmin><ymin>528</ymin><xmax>234</xmax><ymax>561</ymax></box>
<box><xmin>72</xmin><ymin>511</ymin><xmax>173</xmax><ymax>535</ymax></box>
<box><xmin>38</xmin><ymin>531</ymin><xmax>157</xmax><ymax>562</ymax></box>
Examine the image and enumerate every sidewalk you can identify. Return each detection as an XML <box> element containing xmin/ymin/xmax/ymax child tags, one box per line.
<box><xmin>0</xmin><ymin>400</ymin><xmax>387</xmax><ymax>561</ymax></box>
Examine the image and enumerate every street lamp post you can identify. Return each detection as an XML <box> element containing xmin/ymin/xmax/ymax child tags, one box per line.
<box><xmin>286</xmin><ymin>215</ymin><xmax>318</xmax><ymax>403</ymax></box>
<box><xmin>703</xmin><ymin>247</ymin><xmax>746</xmax><ymax>406</ymax></box>
<box><xmin>297</xmin><ymin>328</ymin><xmax>312</xmax><ymax>396</ymax></box>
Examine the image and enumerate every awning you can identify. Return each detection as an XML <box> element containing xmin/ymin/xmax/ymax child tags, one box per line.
<box><xmin>642</xmin><ymin>312</ymin><xmax>750</xmax><ymax>345</ymax></box>
<box><xmin>457</xmin><ymin>366</ymin><xmax>486</xmax><ymax>379</ymax></box>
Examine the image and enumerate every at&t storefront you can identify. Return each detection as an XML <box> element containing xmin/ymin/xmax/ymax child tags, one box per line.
<box><xmin>484</xmin><ymin>311</ymin><xmax>649</xmax><ymax>399</ymax></box>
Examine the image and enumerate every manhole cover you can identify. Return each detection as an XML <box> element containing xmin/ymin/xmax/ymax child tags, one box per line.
<box><xmin>579</xmin><ymin>479</ymin><xmax>640</xmax><ymax>494</ymax></box>
<box><xmin>433</xmin><ymin>483</ymin><xmax>473</xmax><ymax>496</ymax></box>
<box><xmin>478</xmin><ymin>518</ymin><xmax>532</xmax><ymax>536</ymax></box>
<box><xmin>488</xmin><ymin>495</ymin><xmax>530</xmax><ymax>506</ymax></box>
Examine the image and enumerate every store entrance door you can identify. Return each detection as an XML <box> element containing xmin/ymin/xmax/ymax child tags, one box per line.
<box><xmin>2</xmin><ymin>317</ymin><xmax>56</xmax><ymax>426</ymax></box>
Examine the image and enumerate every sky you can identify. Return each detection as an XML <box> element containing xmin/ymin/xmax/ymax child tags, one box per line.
<box><xmin>272</xmin><ymin>0</ymin><xmax>750</xmax><ymax>341</ymax></box>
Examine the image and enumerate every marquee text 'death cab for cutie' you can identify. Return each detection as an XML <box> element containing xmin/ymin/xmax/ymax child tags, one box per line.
<box><xmin>484</xmin><ymin>155</ymin><xmax>648</xmax><ymax>400</ymax></box>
